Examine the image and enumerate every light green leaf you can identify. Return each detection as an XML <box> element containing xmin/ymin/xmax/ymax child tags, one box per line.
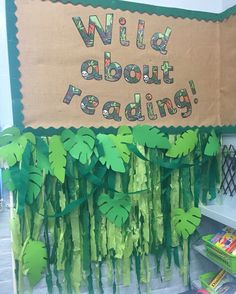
<box><xmin>204</xmin><ymin>130</ymin><xmax>220</xmax><ymax>156</ymax></box>
<box><xmin>61</xmin><ymin>128</ymin><xmax>95</xmax><ymax>164</ymax></box>
<box><xmin>109</xmin><ymin>126</ymin><xmax>133</xmax><ymax>163</ymax></box>
<box><xmin>166</xmin><ymin>130</ymin><xmax>198</xmax><ymax>158</ymax></box>
<box><xmin>0</xmin><ymin>127</ymin><xmax>20</xmax><ymax>147</ymax></box>
<box><xmin>133</xmin><ymin>125</ymin><xmax>170</xmax><ymax>149</ymax></box>
<box><xmin>97</xmin><ymin>134</ymin><xmax>125</xmax><ymax>173</ymax></box>
<box><xmin>49</xmin><ymin>135</ymin><xmax>66</xmax><ymax>182</ymax></box>
<box><xmin>0</xmin><ymin>136</ymin><xmax>27</xmax><ymax>166</ymax></box>
<box><xmin>22</xmin><ymin>240</ymin><xmax>47</xmax><ymax>287</ymax></box>
<box><xmin>173</xmin><ymin>207</ymin><xmax>201</xmax><ymax>239</ymax></box>
<box><xmin>98</xmin><ymin>193</ymin><xmax>131</xmax><ymax>227</ymax></box>
<box><xmin>22</xmin><ymin>132</ymin><xmax>36</xmax><ymax>145</ymax></box>
<box><xmin>27</xmin><ymin>166</ymin><xmax>43</xmax><ymax>204</ymax></box>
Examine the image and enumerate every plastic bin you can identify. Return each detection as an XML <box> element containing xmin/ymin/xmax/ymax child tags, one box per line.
<box><xmin>203</xmin><ymin>234</ymin><xmax>236</xmax><ymax>274</ymax></box>
<box><xmin>199</xmin><ymin>272</ymin><xmax>217</xmax><ymax>294</ymax></box>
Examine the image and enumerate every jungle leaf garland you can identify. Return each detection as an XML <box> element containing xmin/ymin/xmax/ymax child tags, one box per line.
<box><xmin>0</xmin><ymin>126</ymin><xmax>222</xmax><ymax>293</ymax></box>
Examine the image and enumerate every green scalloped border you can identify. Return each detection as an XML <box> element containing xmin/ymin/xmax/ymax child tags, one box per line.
<box><xmin>6</xmin><ymin>0</ymin><xmax>236</xmax><ymax>136</ymax></box>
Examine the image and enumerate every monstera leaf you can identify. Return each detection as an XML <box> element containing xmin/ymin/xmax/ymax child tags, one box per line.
<box><xmin>0</xmin><ymin>136</ymin><xmax>27</xmax><ymax>166</ymax></box>
<box><xmin>97</xmin><ymin>134</ymin><xmax>125</xmax><ymax>173</ymax></box>
<box><xmin>133</xmin><ymin>125</ymin><xmax>170</xmax><ymax>149</ymax></box>
<box><xmin>22</xmin><ymin>240</ymin><xmax>47</xmax><ymax>287</ymax></box>
<box><xmin>173</xmin><ymin>207</ymin><xmax>201</xmax><ymax>239</ymax></box>
<box><xmin>166</xmin><ymin>130</ymin><xmax>198</xmax><ymax>158</ymax></box>
<box><xmin>0</xmin><ymin>127</ymin><xmax>20</xmax><ymax>146</ymax></box>
<box><xmin>27</xmin><ymin>166</ymin><xmax>43</xmax><ymax>204</ymax></box>
<box><xmin>49</xmin><ymin>135</ymin><xmax>66</xmax><ymax>183</ymax></box>
<box><xmin>204</xmin><ymin>130</ymin><xmax>220</xmax><ymax>156</ymax></box>
<box><xmin>61</xmin><ymin>128</ymin><xmax>95</xmax><ymax>164</ymax></box>
<box><xmin>98</xmin><ymin>193</ymin><xmax>131</xmax><ymax>227</ymax></box>
<box><xmin>109</xmin><ymin>126</ymin><xmax>133</xmax><ymax>163</ymax></box>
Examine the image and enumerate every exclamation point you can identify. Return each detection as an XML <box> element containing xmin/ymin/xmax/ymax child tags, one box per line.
<box><xmin>189</xmin><ymin>80</ymin><xmax>198</xmax><ymax>104</ymax></box>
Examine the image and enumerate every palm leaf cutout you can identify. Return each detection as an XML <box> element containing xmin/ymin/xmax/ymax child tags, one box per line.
<box><xmin>49</xmin><ymin>135</ymin><xmax>66</xmax><ymax>183</ymax></box>
<box><xmin>97</xmin><ymin>134</ymin><xmax>125</xmax><ymax>173</ymax></box>
<box><xmin>173</xmin><ymin>207</ymin><xmax>201</xmax><ymax>239</ymax></box>
<box><xmin>0</xmin><ymin>136</ymin><xmax>27</xmax><ymax>166</ymax></box>
<box><xmin>0</xmin><ymin>127</ymin><xmax>20</xmax><ymax>146</ymax></box>
<box><xmin>98</xmin><ymin>193</ymin><xmax>131</xmax><ymax>227</ymax></box>
<box><xmin>109</xmin><ymin>126</ymin><xmax>133</xmax><ymax>163</ymax></box>
<box><xmin>22</xmin><ymin>240</ymin><xmax>47</xmax><ymax>287</ymax></box>
<box><xmin>166</xmin><ymin>130</ymin><xmax>198</xmax><ymax>158</ymax></box>
<box><xmin>133</xmin><ymin>125</ymin><xmax>170</xmax><ymax>149</ymax></box>
<box><xmin>61</xmin><ymin>128</ymin><xmax>95</xmax><ymax>164</ymax></box>
<box><xmin>204</xmin><ymin>130</ymin><xmax>220</xmax><ymax>156</ymax></box>
<box><xmin>27</xmin><ymin>166</ymin><xmax>43</xmax><ymax>204</ymax></box>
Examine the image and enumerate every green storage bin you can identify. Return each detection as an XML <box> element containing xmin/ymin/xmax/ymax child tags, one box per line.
<box><xmin>199</xmin><ymin>272</ymin><xmax>217</xmax><ymax>294</ymax></box>
<box><xmin>203</xmin><ymin>234</ymin><xmax>236</xmax><ymax>274</ymax></box>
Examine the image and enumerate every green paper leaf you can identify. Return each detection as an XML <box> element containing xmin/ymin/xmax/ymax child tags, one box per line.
<box><xmin>35</xmin><ymin>138</ymin><xmax>50</xmax><ymax>174</ymax></box>
<box><xmin>2</xmin><ymin>168</ymin><xmax>15</xmax><ymax>191</ymax></box>
<box><xmin>204</xmin><ymin>130</ymin><xmax>220</xmax><ymax>156</ymax></box>
<box><xmin>166</xmin><ymin>130</ymin><xmax>198</xmax><ymax>158</ymax></box>
<box><xmin>109</xmin><ymin>126</ymin><xmax>133</xmax><ymax>163</ymax></box>
<box><xmin>22</xmin><ymin>132</ymin><xmax>36</xmax><ymax>145</ymax></box>
<box><xmin>97</xmin><ymin>134</ymin><xmax>125</xmax><ymax>173</ymax></box>
<box><xmin>61</xmin><ymin>128</ymin><xmax>95</xmax><ymax>164</ymax></box>
<box><xmin>0</xmin><ymin>136</ymin><xmax>27</xmax><ymax>166</ymax></box>
<box><xmin>173</xmin><ymin>207</ymin><xmax>201</xmax><ymax>239</ymax></box>
<box><xmin>49</xmin><ymin>135</ymin><xmax>66</xmax><ymax>182</ymax></box>
<box><xmin>133</xmin><ymin>125</ymin><xmax>170</xmax><ymax>149</ymax></box>
<box><xmin>22</xmin><ymin>240</ymin><xmax>47</xmax><ymax>287</ymax></box>
<box><xmin>27</xmin><ymin>166</ymin><xmax>43</xmax><ymax>204</ymax></box>
<box><xmin>98</xmin><ymin>193</ymin><xmax>131</xmax><ymax>227</ymax></box>
<box><xmin>0</xmin><ymin>127</ymin><xmax>20</xmax><ymax>147</ymax></box>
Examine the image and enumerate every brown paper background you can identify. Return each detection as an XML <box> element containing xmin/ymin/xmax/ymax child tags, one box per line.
<box><xmin>15</xmin><ymin>0</ymin><xmax>236</xmax><ymax>128</ymax></box>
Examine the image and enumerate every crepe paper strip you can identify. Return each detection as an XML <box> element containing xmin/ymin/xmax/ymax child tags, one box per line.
<box><xmin>10</xmin><ymin>209</ymin><xmax>22</xmax><ymax>261</ymax></box>
<box><xmin>27</xmin><ymin>166</ymin><xmax>43</xmax><ymax>204</ymax></box>
<box><xmin>97</xmin><ymin>134</ymin><xmax>125</xmax><ymax>173</ymax></box>
<box><xmin>166</xmin><ymin>130</ymin><xmax>199</xmax><ymax>158</ymax></box>
<box><xmin>133</xmin><ymin>125</ymin><xmax>170</xmax><ymax>149</ymax></box>
<box><xmin>22</xmin><ymin>239</ymin><xmax>47</xmax><ymax>288</ymax></box>
<box><xmin>170</xmin><ymin>168</ymin><xmax>180</xmax><ymax>247</ymax></box>
<box><xmin>0</xmin><ymin>127</ymin><xmax>20</xmax><ymax>146</ymax></box>
<box><xmin>61</xmin><ymin>128</ymin><xmax>95</xmax><ymax>164</ymax></box>
<box><xmin>98</xmin><ymin>193</ymin><xmax>132</xmax><ymax>227</ymax></box>
<box><xmin>35</xmin><ymin>138</ymin><xmax>51</xmax><ymax>174</ymax></box>
<box><xmin>49</xmin><ymin>135</ymin><xmax>67</xmax><ymax>183</ymax></box>
<box><xmin>109</xmin><ymin>126</ymin><xmax>133</xmax><ymax>163</ymax></box>
<box><xmin>173</xmin><ymin>207</ymin><xmax>201</xmax><ymax>240</ymax></box>
<box><xmin>204</xmin><ymin>130</ymin><xmax>220</xmax><ymax>156</ymax></box>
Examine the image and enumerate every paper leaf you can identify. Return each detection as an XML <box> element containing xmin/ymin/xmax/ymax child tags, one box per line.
<box><xmin>0</xmin><ymin>136</ymin><xmax>27</xmax><ymax>166</ymax></box>
<box><xmin>0</xmin><ymin>127</ymin><xmax>20</xmax><ymax>147</ymax></box>
<box><xmin>35</xmin><ymin>138</ymin><xmax>50</xmax><ymax>174</ymax></box>
<box><xmin>133</xmin><ymin>125</ymin><xmax>170</xmax><ymax>149</ymax></box>
<box><xmin>22</xmin><ymin>240</ymin><xmax>47</xmax><ymax>287</ymax></box>
<box><xmin>98</xmin><ymin>193</ymin><xmax>131</xmax><ymax>227</ymax></box>
<box><xmin>173</xmin><ymin>207</ymin><xmax>201</xmax><ymax>239</ymax></box>
<box><xmin>22</xmin><ymin>132</ymin><xmax>36</xmax><ymax>145</ymax></box>
<box><xmin>109</xmin><ymin>126</ymin><xmax>133</xmax><ymax>163</ymax></box>
<box><xmin>2</xmin><ymin>168</ymin><xmax>15</xmax><ymax>191</ymax></box>
<box><xmin>166</xmin><ymin>130</ymin><xmax>198</xmax><ymax>158</ymax></box>
<box><xmin>49</xmin><ymin>135</ymin><xmax>66</xmax><ymax>182</ymax></box>
<box><xmin>204</xmin><ymin>130</ymin><xmax>220</xmax><ymax>156</ymax></box>
<box><xmin>97</xmin><ymin>134</ymin><xmax>125</xmax><ymax>173</ymax></box>
<box><xmin>61</xmin><ymin>128</ymin><xmax>95</xmax><ymax>164</ymax></box>
<box><xmin>27</xmin><ymin>166</ymin><xmax>43</xmax><ymax>204</ymax></box>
